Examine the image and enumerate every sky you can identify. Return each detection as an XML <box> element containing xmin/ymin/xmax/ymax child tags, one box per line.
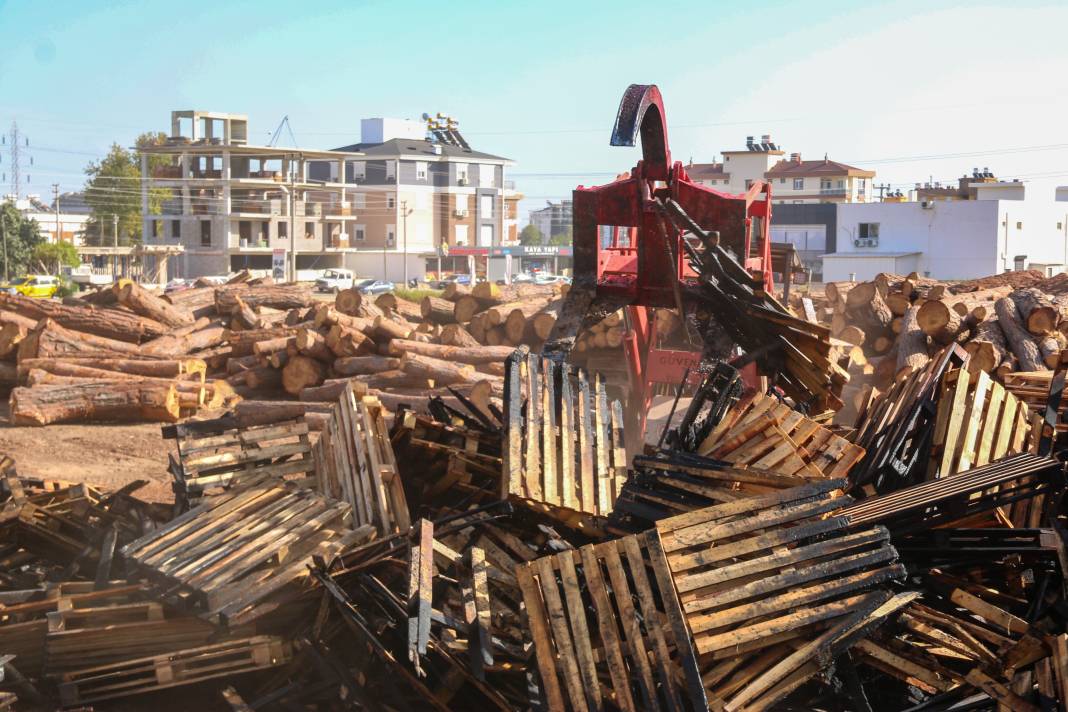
<box><xmin>2</xmin><ymin>0</ymin><xmax>1068</xmax><ymax>223</ymax></box>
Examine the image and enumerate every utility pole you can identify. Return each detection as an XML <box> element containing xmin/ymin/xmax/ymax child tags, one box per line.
<box><xmin>288</xmin><ymin>153</ymin><xmax>299</xmax><ymax>283</ymax></box>
<box><xmin>112</xmin><ymin>214</ymin><xmax>119</xmax><ymax>279</ymax></box>
<box><xmin>0</xmin><ymin>211</ymin><xmax>7</xmax><ymax>281</ymax></box>
<box><xmin>52</xmin><ymin>184</ymin><xmax>60</xmax><ymax>243</ymax></box>
<box><xmin>401</xmin><ymin>199</ymin><xmax>410</xmax><ymax>286</ymax></box>
<box><xmin>8</xmin><ymin>122</ymin><xmax>21</xmax><ymax>199</ymax></box>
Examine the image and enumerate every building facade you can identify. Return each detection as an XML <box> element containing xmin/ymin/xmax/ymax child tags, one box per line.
<box><xmin>528</xmin><ymin>200</ymin><xmax>573</xmax><ymax>241</ymax></box>
<box><xmin>139</xmin><ymin>111</ymin><xmax>520</xmax><ymax>281</ymax></box>
<box><xmin>684</xmin><ymin>135</ymin><xmax>875</xmax><ymax>204</ymax></box>
<box><xmin>6</xmin><ymin>193</ymin><xmax>90</xmax><ymax>245</ymax></box>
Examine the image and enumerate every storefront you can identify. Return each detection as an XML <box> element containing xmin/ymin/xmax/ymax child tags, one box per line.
<box><xmin>425</xmin><ymin>244</ymin><xmax>573</xmax><ymax>283</ymax></box>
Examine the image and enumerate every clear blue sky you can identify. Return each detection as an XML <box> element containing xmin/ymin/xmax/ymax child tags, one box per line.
<box><xmin>2</xmin><ymin>0</ymin><xmax>1067</xmax><ymax>221</ymax></box>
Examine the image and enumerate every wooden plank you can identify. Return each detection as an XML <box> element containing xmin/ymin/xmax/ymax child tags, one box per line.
<box><xmin>938</xmin><ymin>369</ymin><xmax>972</xmax><ymax>476</ymax></box>
<box><xmin>955</xmin><ymin>371</ymin><xmax>991</xmax><ymax>472</ymax></box>
<box><xmin>600</xmin><ymin>541</ymin><xmax>660</xmax><ymax>712</ymax></box>
<box><xmin>558</xmin><ymin>362</ymin><xmax>576</xmax><ymax>510</ymax></box>
<box><xmin>504</xmin><ymin>352</ymin><xmax>524</xmax><ymax>500</ymax></box>
<box><xmin>533</xmin><ymin>555</ymin><xmax>590</xmax><ymax>712</ymax></box>
<box><xmin>514</xmin><ymin>563</ymin><xmax>566</xmax><ymax>712</ymax></box>
<box><xmin>554</xmin><ymin>550</ymin><xmax>601</xmax><ymax>710</ymax></box>
<box><xmin>594</xmin><ymin>373</ymin><xmax>611</xmax><ymax>515</ymax></box>
<box><xmin>541</xmin><ymin>358</ymin><xmax>558</xmax><ymax>506</ymax></box>
<box><xmin>524</xmin><ymin>353</ymin><xmax>542</xmax><ymax>501</ymax></box>
<box><xmin>578</xmin><ymin>544</ymin><xmax>636</xmax><ymax>712</ymax></box>
<box><xmin>974</xmin><ymin>382</ymin><xmax>1006</xmax><ymax>467</ymax></box>
<box><xmin>577</xmin><ymin>370</ymin><xmax>595</xmax><ymax>514</ymax></box>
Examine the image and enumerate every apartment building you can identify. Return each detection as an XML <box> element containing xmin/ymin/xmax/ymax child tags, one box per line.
<box><xmin>528</xmin><ymin>200</ymin><xmax>573</xmax><ymax>241</ymax></box>
<box><xmin>317</xmin><ymin>118</ymin><xmax>521</xmax><ymax>272</ymax></box>
<box><xmin>140</xmin><ymin>111</ymin><xmax>521</xmax><ymax>281</ymax></box>
<box><xmin>684</xmin><ymin>135</ymin><xmax>875</xmax><ymax>204</ymax></box>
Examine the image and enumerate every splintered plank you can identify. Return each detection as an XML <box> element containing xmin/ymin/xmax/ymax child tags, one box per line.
<box><xmin>515</xmin><ymin>564</ymin><xmax>566</xmax><ymax>711</ymax></box>
<box><xmin>558</xmin><ymin>362</ymin><xmax>576</xmax><ymax>510</ymax></box>
<box><xmin>541</xmin><ymin>358</ymin><xmax>558</xmax><ymax>506</ymax></box>
<box><xmin>601</xmin><ymin>541</ymin><xmax>661</xmax><ymax>712</ymax></box>
<box><xmin>504</xmin><ymin>351</ymin><xmax>524</xmax><ymax>500</ymax></box>
<box><xmin>577</xmin><ymin>370</ymin><xmax>595</xmax><ymax>514</ymax></box>
<box><xmin>554</xmin><ymin>551</ymin><xmax>601</xmax><ymax>710</ymax></box>
<box><xmin>407</xmin><ymin>519</ymin><xmax>434</xmax><ymax>672</ymax></box>
<box><xmin>938</xmin><ymin>369</ymin><xmax>972</xmax><ymax>476</ymax></box>
<box><xmin>533</xmin><ymin>556</ymin><xmax>591</xmax><ymax>712</ymax></box>
<box><xmin>974</xmin><ymin>382</ymin><xmax>1006</xmax><ymax>467</ymax></box>
<box><xmin>464</xmin><ymin>547</ymin><xmax>493</xmax><ymax>679</ymax></box>
<box><xmin>524</xmin><ymin>354</ymin><xmax>542</xmax><ymax>500</ymax></box>
<box><xmin>578</xmin><ymin>545</ymin><xmax>636</xmax><ymax>712</ymax></box>
<box><xmin>594</xmin><ymin>374</ymin><xmax>611</xmax><ymax>515</ymax></box>
<box><xmin>955</xmin><ymin>371</ymin><xmax>991</xmax><ymax>472</ymax></box>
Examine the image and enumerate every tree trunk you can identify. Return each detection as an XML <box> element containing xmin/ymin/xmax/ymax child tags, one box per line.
<box><xmin>326</xmin><ymin>323</ymin><xmax>374</xmax><ymax>358</ymax></box>
<box><xmin>421</xmin><ymin>296</ymin><xmax>456</xmax><ymax>325</ymax></box>
<box><xmin>375</xmin><ymin>294</ymin><xmax>422</xmax><ymax>322</ymax></box>
<box><xmin>441</xmin><ymin>283</ymin><xmax>472</xmax><ymax>301</ymax></box>
<box><xmin>439</xmin><ymin>324</ymin><xmax>480</xmax><ymax>348</ymax></box>
<box><xmin>230</xmin><ymin>295</ymin><xmax>261</xmax><ymax>330</ymax></box>
<box><xmin>226</xmin><ymin>325</ymin><xmax>303</xmax><ymax>356</ymax></box>
<box><xmin>233</xmin><ymin>399</ymin><xmax>334</xmax><ymax>428</ymax></box>
<box><xmin>453</xmin><ymin>295</ymin><xmax>486</xmax><ymax>323</ymax></box>
<box><xmin>10</xmin><ymin>381</ymin><xmax>181</xmax><ymax>425</ymax></box>
<box><xmin>372</xmin><ymin>315</ymin><xmax>410</xmax><ymax>342</ymax></box>
<box><xmin>844</xmin><ymin>281</ymin><xmax>877</xmax><ymax>310</ymax></box>
<box><xmin>358</xmin><ymin>370</ymin><xmax>433</xmax><ymax>391</ymax></box>
<box><xmin>387</xmin><ymin>338</ymin><xmax>513</xmax><ymax>365</ymax></box>
<box><xmin>400</xmin><ymin>352</ymin><xmax>477</xmax><ymax>386</ymax></box>
<box><xmin>139</xmin><ymin>324</ymin><xmax>227</xmax><ymax>358</ymax></box>
<box><xmin>994</xmin><ymin>297</ymin><xmax>1045</xmax><ymax>371</ymax></box>
<box><xmin>18</xmin><ymin>319</ymin><xmax>148</xmax><ymax>361</ymax></box>
<box><xmin>334</xmin><ymin>287</ymin><xmax>363</xmax><ymax>315</ymax></box>
<box><xmin>334</xmin><ymin>355</ymin><xmax>401</xmax><ymax>376</ymax></box>
<box><xmin>18</xmin><ymin>357</ymin><xmax>205</xmax><ymax>382</ymax></box>
<box><xmin>0</xmin><ymin>322</ymin><xmax>29</xmax><ymax>359</ymax></box>
<box><xmin>471</xmin><ymin>282</ymin><xmax>502</xmax><ymax>302</ymax></box>
<box><xmin>884</xmin><ymin>292</ymin><xmax>911</xmax><ymax>317</ymax></box>
<box><xmin>281</xmin><ymin>354</ymin><xmax>325</xmax><ymax>395</ymax></box>
<box><xmin>964</xmin><ymin>319</ymin><xmax>1009</xmax><ymax>374</ymax></box>
<box><xmin>0</xmin><ymin>361</ymin><xmax>16</xmax><ymax>388</ymax></box>
<box><xmin>0</xmin><ymin>293</ymin><xmax>166</xmax><ymax>343</ymax></box>
<box><xmin>216</xmin><ymin>284</ymin><xmax>312</xmax><ymax>312</ymax></box>
<box><xmin>299</xmin><ymin>377</ymin><xmax>371</xmax><ymax>402</ymax></box>
<box><xmin>252</xmin><ymin>336</ymin><xmax>296</xmax><ymax>358</ymax></box>
<box><xmin>896</xmin><ymin>306</ymin><xmax>930</xmax><ymax>374</ymax></box>
<box><xmin>313</xmin><ymin>304</ymin><xmax>372</xmax><ymax>334</ymax></box>
<box><xmin>115</xmin><ymin>282</ymin><xmax>194</xmax><ymax>328</ymax></box>
<box><xmin>916</xmin><ymin>299</ymin><xmax>964</xmax><ymax>345</ymax></box>
<box><xmin>838</xmin><ymin>325</ymin><xmax>865</xmax><ymax>347</ymax></box>
<box><xmin>295</xmin><ymin>328</ymin><xmax>334</xmax><ymax>362</ymax></box>
<box><xmin>1010</xmin><ymin>287</ymin><xmax>1059</xmax><ymax>335</ymax></box>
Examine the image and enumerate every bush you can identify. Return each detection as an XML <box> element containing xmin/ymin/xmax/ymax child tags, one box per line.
<box><xmin>53</xmin><ymin>278</ymin><xmax>77</xmax><ymax>299</ymax></box>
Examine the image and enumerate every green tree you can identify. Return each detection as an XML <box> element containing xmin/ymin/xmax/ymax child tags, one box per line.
<box><xmin>0</xmin><ymin>202</ymin><xmax>45</xmax><ymax>279</ymax></box>
<box><xmin>33</xmin><ymin>241</ymin><xmax>80</xmax><ymax>275</ymax></box>
<box><xmin>83</xmin><ymin>132</ymin><xmax>170</xmax><ymax>246</ymax></box>
<box><xmin>548</xmin><ymin>227</ymin><xmax>572</xmax><ymax>246</ymax></box>
<box><xmin>519</xmin><ymin>224</ymin><xmax>543</xmax><ymax>246</ymax></box>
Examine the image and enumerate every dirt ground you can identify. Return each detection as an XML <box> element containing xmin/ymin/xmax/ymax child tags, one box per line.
<box><xmin>0</xmin><ymin>401</ymin><xmax>177</xmax><ymax>502</ymax></box>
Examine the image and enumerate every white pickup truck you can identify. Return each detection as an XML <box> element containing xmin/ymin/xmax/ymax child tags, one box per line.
<box><xmin>64</xmin><ymin>264</ymin><xmax>113</xmax><ymax>290</ymax></box>
<box><xmin>315</xmin><ymin>268</ymin><xmax>357</xmax><ymax>293</ymax></box>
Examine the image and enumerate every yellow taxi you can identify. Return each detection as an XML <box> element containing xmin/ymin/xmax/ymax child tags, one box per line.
<box><xmin>3</xmin><ymin>275</ymin><xmax>59</xmax><ymax>298</ymax></box>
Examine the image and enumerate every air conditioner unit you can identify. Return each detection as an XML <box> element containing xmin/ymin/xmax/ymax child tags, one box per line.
<box><xmin>457</xmin><ymin>177</ymin><xmax>468</xmax><ymax>186</ymax></box>
<box><xmin>454</xmin><ymin>209</ymin><xmax>468</xmax><ymax>218</ymax></box>
<box><xmin>854</xmin><ymin>239</ymin><xmax>862</xmax><ymax>247</ymax></box>
<box><xmin>921</xmin><ymin>200</ymin><xmax>935</xmax><ymax>209</ymax></box>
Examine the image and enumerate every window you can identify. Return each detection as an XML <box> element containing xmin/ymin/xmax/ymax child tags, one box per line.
<box><xmin>385</xmin><ymin>161</ymin><xmax>395</xmax><ymax>181</ymax></box>
<box><xmin>836</xmin><ymin>179</ymin><xmax>845</xmax><ymax>189</ymax></box>
<box><xmin>479</xmin><ymin>224</ymin><xmax>494</xmax><ymax>246</ymax></box>
<box><xmin>151</xmin><ymin>220</ymin><xmax>159</xmax><ymax>238</ymax></box>
<box><xmin>480</xmin><ymin>195</ymin><xmax>494</xmax><ymax>217</ymax></box>
<box><xmin>354</xmin><ymin>224</ymin><xmax>366</xmax><ymax>241</ymax></box>
<box><xmin>456</xmin><ymin>163</ymin><xmax>469</xmax><ymax>184</ymax></box>
<box><xmin>385</xmin><ymin>225</ymin><xmax>396</xmax><ymax>247</ymax></box>
<box><xmin>858</xmin><ymin>223</ymin><xmax>879</xmax><ymax>239</ymax></box>
<box><xmin>352</xmin><ymin>161</ymin><xmax>366</xmax><ymax>179</ymax></box>
<box><xmin>744</xmin><ymin>179</ymin><xmax>754</xmax><ymax>190</ymax></box>
<box><xmin>820</xmin><ymin>178</ymin><xmax>832</xmax><ymax>190</ymax></box>
<box><xmin>455</xmin><ymin>225</ymin><xmax>469</xmax><ymax>245</ymax></box>
<box><xmin>793</xmin><ymin>178</ymin><xmax>804</xmax><ymax>190</ymax></box>
<box><xmin>1059</xmin><ymin>222</ymin><xmax>1064</xmax><ymax>230</ymax></box>
<box><xmin>171</xmin><ymin>219</ymin><xmax>181</xmax><ymax>239</ymax></box>
<box><xmin>350</xmin><ymin>193</ymin><xmax>366</xmax><ymax>209</ymax></box>
<box><xmin>780</xmin><ymin>178</ymin><xmax>786</xmax><ymax>184</ymax></box>
<box><xmin>858</xmin><ymin>179</ymin><xmax>867</xmax><ymax>194</ymax></box>
<box><xmin>479</xmin><ymin>164</ymin><xmax>495</xmax><ymax>187</ymax></box>
<box><xmin>200</xmin><ymin>221</ymin><xmax>212</xmax><ymax>247</ymax></box>
<box><xmin>415</xmin><ymin>162</ymin><xmax>428</xmax><ymax>180</ymax></box>
<box><xmin>386</xmin><ymin>193</ymin><xmax>395</xmax><ymax>209</ymax></box>
<box><xmin>278</xmin><ymin>222</ymin><xmax>288</xmax><ymax>240</ymax></box>
<box><xmin>455</xmin><ymin>194</ymin><xmax>469</xmax><ymax>212</ymax></box>
<box><xmin>1016</xmin><ymin>221</ymin><xmax>1023</xmax><ymax>229</ymax></box>
<box><xmin>305</xmin><ymin>221</ymin><xmax>315</xmax><ymax>239</ymax></box>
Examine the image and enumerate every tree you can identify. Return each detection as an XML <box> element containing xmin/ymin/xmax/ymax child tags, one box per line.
<box><xmin>33</xmin><ymin>241</ymin><xmax>80</xmax><ymax>275</ymax></box>
<box><xmin>519</xmin><ymin>224</ymin><xmax>543</xmax><ymax>246</ymax></box>
<box><xmin>0</xmin><ymin>202</ymin><xmax>45</xmax><ymax>279</ymax></box>
<box><xmin>548</xmin><ymin>227</ymin><xmax>572</xmax><ymax>246</ymax></box>
<box><xmin>83</xmin><ymin>132</ymin><xmax>170</xmax><ymax>246</ymax></box>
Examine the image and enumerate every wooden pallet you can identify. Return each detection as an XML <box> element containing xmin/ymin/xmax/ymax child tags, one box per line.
<box><xmin>56</xmin><ymin>635</ymin><xmax>291</xmax><ymax>706</ymax></box>
<box><xmin>695</xmin><ymin>392</ymin><xmax>865</xmax><ymax>478</ymax></box>
<box><xmin>164</xmin><ymin>417</ymin><xmax>317</xmax><ymax>503</ymax></box>
<box><xmin>312</xmin><ymin>383</ymin><xmax>409</xmax><ymax>537</ymax></box>
<box><xmin>652</xmin><ymin>480</ymin><xmax>908</xmax><ymax>709</ymax></box>
<box><xmin>504</xmin><ymin>347</ymin><xmax>628</xmax><ymax>522</ymax></box>
<box><xmin>517</xmin><ymin>532</ymin><xmax>708</xmax><ymax>712</ymax></box>
<box><xmin>0</xmin><ymin>691</ymin><xmax>15</xmax><ymax>710</ymax></box>
<box><xmin>121</xmin><ymin>478</ymin><xmax>373</xmax><ymax>625</ymax></box>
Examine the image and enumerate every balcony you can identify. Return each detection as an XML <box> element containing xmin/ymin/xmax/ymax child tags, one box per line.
<box><xmin>819</xmin><ymin>188</ymin><xmax>848</xmax><ymax>196</ymax></box>
<box><xmin>152</xmin><ymin>166</ymin><xmax>183</xmax><ymax>179</ymax></box>
<box><xmin>232</xmin><ymin>198</ymin><xmax>282</xmax><ymax>216</ymax></box>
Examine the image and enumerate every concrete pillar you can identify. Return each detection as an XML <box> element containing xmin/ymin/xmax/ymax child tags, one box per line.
<box><xmin>140</xmin><ymin>154</ymin><xmax>150</xmax><ymax>246</ymax></box>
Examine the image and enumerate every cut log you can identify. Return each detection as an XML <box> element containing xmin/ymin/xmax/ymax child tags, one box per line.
<box><xmin>1010</xmin><ymin>287</ymin><xmax>1059</xmax><ymax>335</ymax></box>
<box><xmin>139</xmin><ymin>324</ymin><xmax>227</xmax><ymax>358</ymax></box>
<box><xmin>281</xmin><ymin>354</ymin><xmax>326</xmax><ymax>395</ymax></box>
<box><xmin>18</xmin><ymin>357</ymin><xmax>206</xmax><ymax>382</ymax></box>
<box><xmin>896</xmin><ymin>306</ymin><xmax>930</xmax><ymax>374</ymax></box>
<box><xmin>400</xmin><ymin>352</ymin><xmax>477</xmax><ymax>386</ymax></box>
<box><xmin>359</xmin><ymin>370</ymin><xmax>434</xmax><ymax>391</ymax></box>
<box><xmin>453</xmin><ymin>295</ymin><xmax>485</xmax><ymax>323</ymax></box>
<box><xmin>295</xmin><ymin>328</ymin><xmax>334</xmax><ymax>362</ymax></box>
<box><xmin>299</xmin><ymin>378</ymin><xmax>371</xmax><ymax>403</ymax></box>
<box><xmin>252</xmin><ymin>336</ymin><xmax>296</xmax><ymax>358</ymax></box>
<box><xmin>0</xmin><ymin>293</ymin><xmax>166</xmax><ymax>343</ymax></box>
<box><xmin>0</xmin><ymin>322</ymin><xmax>28</xmax><ymax>359</ymax></box>
<box><xmin>233</xmin><ymin>399</ymin><xmax>334</xmax><ymax>428</ymax></box>
<box><xmin>115</xmin><ymin>282</ymin><xmax>193</xmax><ymax>328</ymax></box>
<box><xmin>468</xmin><ymin>312</ymin><xmax>488</xmax><ymax>343</ymax></box>
<box><xmin>964</xmin><ymin>319</ymin><xmax>1009</xmax><ymax>374</ymax></box>
<box><xmin>313</xmin><ymin>305</ymin><xmax>372</xmax><ymax>334</ymax></box>
<box><xmin>847</xmin><ymin>291</ymin><xmax>893</xmax><ymax>334</ymax></box>
<box><xmin>486</xmin><ymin>300</ymin><xmax>544</xmax><ymax>327</ymax></box>
<box><xmin>653</xmin><ymin>308</ymin><xmax>681</xmax><ymax>339</ymax></box>
<box><xmin>333</xmin><ymin>355</ymin><xmax>401</xmax><ymax>376</ymax></box>
<box><xmin>334</xmin><ymin>287</ymin><xmax>363</xmax><ymax>315</ymax></box>
<box><xmin>994</xmin><ymin>297</ymin><xmax>1045</xmax><ymax>371</ymax></box>
<box><xmin>375</xmin><ymin>294</ymin><xmax>422</xmax><ymax>322</ymax></box>
<box><xmin>10</xmin><ymin>381</ymin><xmax>180</xmax><ymax>425</ymax></box>
<box><xmin>1038</xmin><ymin>332</ymin><xmax>1066</xmax><ymax>368</ymax></box>
<box><xmin>844</xmin><ymin>281</ymin><xmax>877</xmax><ymax>310</ymax></box>
<box><xmin>386</xmin><ymin>340</ymin><xmax>514</xmax><ymax>366</ymax></box>
<box><xmin>372</xmin><ymin>315</ymin><xmax>410</xmax><ymax>342</ymax></box>
<box><xmin>441</xmin><ymin>283</ymin><xmax>472</xmax><ymax>301</ymax></box>
<box><xmin>0</xmin><ymin>361</ymin><xmax>16</xmax><ymax>387</ymax></box>
<box><xmin>884</xmin><ymin>292</ymin><xmax>912</xmax><ymax>317</ymax></box>
<box><xmin>326</xmin><ymin>323</ymin><xmax>374</xmax><ymax>358</ymax></box>
<box><xmin>230</xmin><ymin>295</ymin><xmax>261</xmax><ymax>330</ymax></box>
<box><xmin>243</xmin><ymin>366</ymin><xmax>282</xmax><ymax>390</ymax></box>
<box><xmin>421</xmin><ymin>296</ymin><xmax>457</xmax><ymax>325</ymax></box>
<box><xmin>916</xmin><ymin>300</ymin><xmax>963</xmax><ymax>345</ymax></box>
<box><xmin>824</xmin><ymin>281</ymin><xmax>857</xmax><ymax>305</ymax></box>
<box><xmin>215</xmin><ymin>283</ymin><xmax>312</xmax><ymax>312</ymax></box>
<box><xmin>439</xmin><ymin>324</ymin><xmax>480</xmax><ymax>348</ymax></box>
<box><xmin>18</xmin><ymin>319</ymin><xmax>146</xmax><ymax>361</ymax></box>
<box><xmin>225</xmin><ymin>326</ymin><xmax>303</xmax><ymax>357</ymax></box>
<box><xmin>471</xmin><ymin>282</ymin><xmax>502</xmax><ymax>302</ymax></box>
<box><xmin>838</xmin><ymin>326</ymin><xmax>866</xmax><ymax>347</ymax></box>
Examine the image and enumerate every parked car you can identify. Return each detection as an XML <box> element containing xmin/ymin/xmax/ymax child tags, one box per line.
<box><xmin>164</xmin><ymin>278</ymin><xmax>191</xmax><ymax>294</ymax></box>
<box><xmin>511</xmin><ymin>272</ymin><xmax>535</xmax><ymax>283</ymax></box>
<box><xmin>358</xmin><ymin>279</ymin><xmax>394</xmax><ymax>295</ymax></box>
<box><xmin>533</xmin><ymin>273</ymin><xmax>572</xmax><ymax>286</ymax></box>
<box><xmin>2</xmin><ymin>275</ymin><xmax>59</xmax><ymax>298</ymax></box>
<box><xmin>430</xmin><ymin>273</ymin><xmax>471</xmax><ymax>289</ymax></box>
<box><xmin>315</xmin><ymin>268</ymin><xmax>357</xmax><ymax>293</ymax></box>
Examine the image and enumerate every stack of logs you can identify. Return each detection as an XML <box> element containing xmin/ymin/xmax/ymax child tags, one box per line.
<box><xmin>793</xmin><ymin>272</ymin><xmax>1068</xmax><ymax>421</ymax></box>
<box><xmin>0</xmin><ymin>273</ymin><xmax>568</xmax><ymax>427</ymax></box>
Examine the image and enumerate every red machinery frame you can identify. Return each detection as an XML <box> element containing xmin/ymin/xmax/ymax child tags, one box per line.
<box><xmin>566</xmin><ymin>84</ymin><xmax>775</xmax><ymax>435</ymax></box>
